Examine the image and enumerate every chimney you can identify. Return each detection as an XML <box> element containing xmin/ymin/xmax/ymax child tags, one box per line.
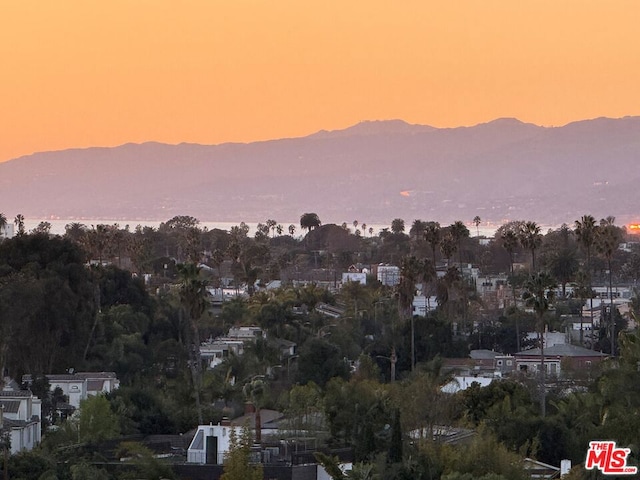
<box><xmin>244</xmin><ymin>402</ymin><xmax>255</xmax><ymax>415</ymax></box>
<box><xmin>220</xmin><ymin>417</ymin><xmax>231</xmax><ymax>426</ymax></box>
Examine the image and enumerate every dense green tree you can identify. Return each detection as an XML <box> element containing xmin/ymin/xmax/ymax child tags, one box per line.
<box><xmin>297</xmin><ymin>337</ymin><xmax>350</xmax><ymax>387</ymax></box>
<box><xmin>72</xmin><ymin>395</ymin><xmax>121</xmax><ymax>443</ymax></box>
<box><xmin>220</xmin><ymin>427</ymin><xmax>263</xmax><ymax>480</ymax></box>
<box><xmin>0</xmin><ymin>235</ymin><xmax>96</xmax><ymax>378</ymax></box>
<box><xmin>116</xmin><ymin>441</ymin><xmax>176</xmax><ymax>479</ymax></box>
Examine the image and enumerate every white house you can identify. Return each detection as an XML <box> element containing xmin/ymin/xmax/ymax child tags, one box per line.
<box><xmin>187</xmin><ymin>423</ymin><xmax>243</xmax><ymax>465</ymax></box>
<box><xmin>200</xmin><ymin>339</ymin><xmax>245</xmax><ymax>369</ymax></box>
<box><xmin>0</xmin><ymin>390</ymin><xmax>42</xmax><ymax>454</ymax></box>
<box><xmin>22</xmin><ymin>372</ymin><xmax>119</xmax><ymax>409</ymax></box>
<box><xmin>200</xmin><ymin>326</ymin><xmax>265</xmax><ymax>370</ymax></box>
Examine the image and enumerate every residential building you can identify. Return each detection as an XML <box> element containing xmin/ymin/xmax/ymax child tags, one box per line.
<box><xmin>0</xmin><ymin>389</ymin><xmax>42</xmax><ymax>454</ymax></box>
<box><xmin>375</xmin><ymin>264</ymin><xmax>400</xmax><ymax>287</ymax></box>
<box><xmin>22</xmin><ymin>372</ymin><xmax>119</xmax><ymax>409</ymax></box>
<box><xmin>514</xmin><ymin>344</ymin><xmax>608</xmax><ymax>377</ymax></box>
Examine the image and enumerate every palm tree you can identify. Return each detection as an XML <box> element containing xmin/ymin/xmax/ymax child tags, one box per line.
<box><xmin>391</xmin><ymin>218</ymin><xmax>405</xmax><ymax>235</ymax></box>
<box><xmin>178</xmin><ymin>262</ymin><xmax>209</xmax><ymax>424</ymax></box>
<box><xmin>410</xmin><ymin>219</ymin><xmax>427</xmax><ymax>241</ymax></box>
<box><xmin>519</xmin><ymin>221</ymin><xmax>542</xmax><ymax>271</ymax></box>
<box><xmin>300</xmin><ymin>213</ymin><xmax>321</xmax><ymax>232</ymax></box>
<box><xmin>397</xmin><ymin>256</ymin><xmax>432</xmax><ymax>371</ymax></box>
<box><xmin>14</xmin><ymin>214</ymin><xmax>25</xmax><ymax>236</ymax></box>
<box><xmin>573</xmin><ymin>270</ymin><xmax>594</xmax><ymax>346</ymax></box>
<box><xmin>243</xmin><ymin>376</ymin><xmax>266</xmax><ymax>443</ymax></box>
<box><xmin>522</xmin><ymin>271</ymin><xmax>556</xmax><ymax>417</ymax></box>
<box><xmin>449</xmin><ymin>220</ymin><xmax>470</xmax><ymax>268</ymax></box>
<box><xmin>473</xmin><ymin>215</ymin><xmax>482</xmax><ymax>238</ymax></box>
<box><xmin>266</xmin><ymin>219</ymin><xmax>277</xmax><ymax>237</ymax></box>
<box><xmin>501</xmin><ymin>229</ymin><xmax>518</xmax><ymax>275</ymax></box>
<box><xmin>596</xmin><ymin>217</ymin><xmax>622</xmax><ymax>355</ymax></box>
<box><xmin>0</xmin><ymin>213</ymin><xmax>7</xmax><ymax>239</ymax></box>
<box><xmin>64</xmin><ymin>222</ymin><xmax>88</xmax><ymax>243</ymax></box>
<box><xmin>288</xmin><ymin>224</ymin><xmax>296</xmax><ymax>236</ymax></box>
<box><xmin>423</xmin><ymin>221</ymin><xmax>441</xmax><ymax>267</ymax></box>
<box><xmin>575</xmin><ymin>214</ymin><xmax>598</xmax><ymax>349</ymax></box>
<box><xmin>440</xmin><ymin>234</ymin><xmax>456</xmax><ymax>267</ymax></box>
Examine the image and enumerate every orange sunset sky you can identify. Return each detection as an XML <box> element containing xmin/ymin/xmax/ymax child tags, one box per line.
<box><xmin>1</xmin><ymin>1</ymin><xmax>639</xmax><ymax>163</ymax></box>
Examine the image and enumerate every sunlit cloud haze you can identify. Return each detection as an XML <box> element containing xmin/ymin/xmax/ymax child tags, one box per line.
<box><xmin>1</xmin><ymin>0</ymin><xmax>639</xmax><ymax>162</ymax></box>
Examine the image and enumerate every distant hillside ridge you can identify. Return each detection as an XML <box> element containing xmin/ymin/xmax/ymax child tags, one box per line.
<box><xmin>1</xmin><ymin>116</ymin><xmax>639</xmax><ymax>226</ymax></box>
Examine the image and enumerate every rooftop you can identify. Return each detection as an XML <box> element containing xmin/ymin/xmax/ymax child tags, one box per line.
<box><xmin>515</xmin><ymin>344</ymin><xmax>608</xmax><ymax>357</ymax></box>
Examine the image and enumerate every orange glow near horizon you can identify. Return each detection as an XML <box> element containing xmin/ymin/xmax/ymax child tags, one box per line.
<box><xmin>1</xmin><ymin>1</ymin><xmax>640</xmax><ymax>162</ymax></box>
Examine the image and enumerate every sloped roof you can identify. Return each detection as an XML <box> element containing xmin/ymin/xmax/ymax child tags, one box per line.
<box><xmin>0</xmin><ymin>400</ymin><xmax>20</xmax><ymax>414</ymax></box>
<box><xmin>230</xmin><ymin>409</ymin><xmax>285</xmax><ymax>429</ymax></box>
<box><xmin>0</xmin><ymin>390</ymin><xmax>32</xmax><ymax>398</ymax></box>
<box><xmin>470</xmin><ymin>349</ymin><xmax>499</xmax><ymax>360</ymax></box>
<box><xmin>515</xmin><ymin>344</ymin><xmax>608</xmax><ymax>357</ymax></box>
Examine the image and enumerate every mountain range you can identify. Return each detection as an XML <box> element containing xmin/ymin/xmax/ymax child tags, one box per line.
<box><xmin>1</xmin><ymin>117</ymin><xmax>640</xmax><ymax>227</ymax></box>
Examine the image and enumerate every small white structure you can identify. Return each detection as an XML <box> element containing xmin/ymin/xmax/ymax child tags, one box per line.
<box><xmin>376</xmin><ymin>265</ymin><xmax>400</xmax><ymax>287</ymax></box>
<box><xmin>0</xmin><ymin>223</ymin><xmax>14</xmax><ymax>239</ymax></box>
<box><xmin>441</xmin><ymin>375</ymin><xmax>495</xmax><ymax>394</ymax></box>
<box><xmin>227</xmin><ymin>326</ymin><xmax>264</xmax><ymax>340</ymax></box>
<box><xmin>412</xmin><ymin>295</ymin><xmax>437</xmax><ymax>316</ymax></box>
<box><xmin>200</xmin><ymin>326</ymin><xmax>265</xmax><ymax>370</ymax></box>
<box><xmin>341</xmin><ymin>272</ymin><xmax>367</xmax><ymax>285</ymax></box>
<box><xmin>0</xmin><ymin>390</ymin><xmax>42</xmax><ymax>454</ymax></box>
<box><xmin>200</xmin><ymin>340</ymin><xmax>245</xmax><ymax>369</ymax></box>
<box><xmin>187</xmin><ymin>423</ymin><xmax>243</xmax><ymax>465</ymax></box>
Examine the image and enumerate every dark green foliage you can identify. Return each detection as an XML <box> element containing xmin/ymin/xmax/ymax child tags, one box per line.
<box><xmin>389</xmin><ymin>409</ymin><xmax>403</xmax><ymax>463</ymax></box>
<box><xmin>0</xmin><ymin>235</ymin><xmax>96</xmax><ymax>378</ymax></box>
<box><xmin>296</xmin><ymin>337</ymin><xmax>350</xmax><ymax>387</ymax></box>
<box><xmin>1</xmin><ymin>450</ymin><xmax>57</xmax><ymax>480</ymax></box>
